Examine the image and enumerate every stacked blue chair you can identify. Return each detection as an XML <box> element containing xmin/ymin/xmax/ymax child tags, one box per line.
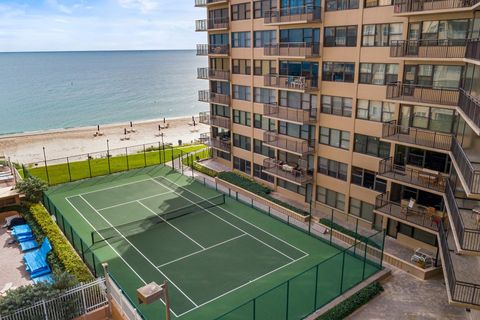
<box><xmin>23</xmin><ymin>238</ymin><xmax>54</xmax><ymax>284</ymax></box>
<box><xmin>11</xmin><ymin>224</ymin><xmax>39</xmax><ymax>252</ymax></box>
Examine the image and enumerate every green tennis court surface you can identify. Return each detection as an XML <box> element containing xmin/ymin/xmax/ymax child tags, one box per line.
<box><xmin>44</xmin><ymin>166</ymin><xmax>382</xmax><ymax>319</ymax></box>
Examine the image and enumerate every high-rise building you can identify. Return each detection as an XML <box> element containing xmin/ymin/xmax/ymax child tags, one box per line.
<box><xmin>195</xmin><ymin>0</ymin><xmax>480</xmax><ymax>312</ymax></box>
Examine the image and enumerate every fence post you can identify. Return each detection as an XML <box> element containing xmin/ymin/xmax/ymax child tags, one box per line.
<box><xmin>42</xmin><ymin>300</ymin><xmax>49</xmax><ymax>320</ymax></box>
<box><xmin>362</xmin><ymin>237</ymin><xmax>368</xmax><ymax>280</ymax></box>
<box><xmin>353</xmin><ymin>220</ymin><xmax>359</xmax><ymax>255</ymax></box>
<box><xmin>171</xmin><ymin>146</ymin><xmax>175</xmax><ymax>170</ymax></box>
<box><xmin>380</xmin><ymin>229</ymin><xmax>386</xmax><ymax>267</ymax></box>
<box><xmin>308</xmin><ymin>201</ymin><xmax>312</xmax><ymax>234</ymax></box>
<box><xmin>340</xmin><ymin>251</ymin><xmax>346</xmax><ymax>294</ymax></box>
<box><xmin>143</xmin><ymin>144</ymin><xmax>147</xmax><ymax>167</ymax></box>
<box><xmin>87</xmin><ymin>153</ymin><xmax>92</xmax><ymax>178</ymax></box>
<box><xmin>158</xmin><ymin>142</ymin><xmax>162</xmax><ymax>164</ymax></box>
<box><xmin>66</xmin><ymin>156</ymin><xmax>72</xmax><ymax>182</ymax></box>
<box><xmin>285</xmin><ymin>280</ymin><xmax>290</xmax><ymax>319</ymax></box>
<box><xmin>181</xmin><ymin>150</ymin><xmax>184</xmax><ymax>175</ymax></box>
<box><xmin>43</xmin><ymin>147</ymin><xmax>51</xmax><ymax>185</ymax></box>
<box><xmin>126</xmin><ymin>147</ymin><xmax>130</xmax><ymax>170</ymax></box>
<box><xmin>81</xmin><ymin>284</ymin><xmax>88</xmax><ymax>314</ymax></box>
<box><xmin>106</xmin><ymin>140</ymin><xmax>111</xmax><ymax>175</ymax></box>
<box><xmin>329</xmin><ymin>209</ymin><xmax>334</xmax><ymax>245</ymax></box>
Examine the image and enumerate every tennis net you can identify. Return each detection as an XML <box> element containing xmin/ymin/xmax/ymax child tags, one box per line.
<box><xmin>91</xmin><ymin>193</ymin><xmax>225</xmax><ymax>245</ymax></box>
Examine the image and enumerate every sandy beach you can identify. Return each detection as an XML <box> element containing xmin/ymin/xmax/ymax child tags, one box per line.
<box><xmin>0</xmin><ymin>116</ymin><xmax>209</xmax><ymax>164</ymax></box>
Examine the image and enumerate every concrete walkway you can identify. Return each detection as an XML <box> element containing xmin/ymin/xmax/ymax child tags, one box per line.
<box><xmin>348</xmin><ymin>268</ymin><xmax>467</xmax><ymax>320</ymax></box>
<box><xmin>0</xmin><ymin>226</ymin><xmax>31</xmax><ymax>293</ymax></box>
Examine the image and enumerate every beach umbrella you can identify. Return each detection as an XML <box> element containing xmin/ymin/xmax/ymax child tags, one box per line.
<box><xmin>163</xmin><ymin>118</ymin><xmax>166</xmax><ymax>123</ymax></box>
<box><xmin>130</xmin><ymin>121</ymin><xmax>133</xmax><ymax>128</ymax></box>
<box><xmin>124</xmin><ymin>128</ymin><xmax>127</xmax><ymax>135</ymax></box>
<box><xmin>193</xmin><ymin>119</ymin><xmax>196</xmax><ymax>126</ymax></box>
<box><xmin>97</xmin><ymin>125</ymin><xmax>100</xmax><ymax>131</ymax></box>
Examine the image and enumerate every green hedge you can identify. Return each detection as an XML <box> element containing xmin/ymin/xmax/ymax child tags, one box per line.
<box><xmin>317</xmin><ymin>282</ymin><xmax>383</xmax><ymax>320</ymax></box>
<box><xmin>217</xmin><ymin>171</ymin><xmax>310</xmax><ymax>216</ymax></box>
<box><xmin>29</xmin><ymin>204</ymin><xmax>93</xmax><ymax>282</ymax></box>
<box><xmin>319</xmin><ymin>219</ymin><xmax>381</xmax><ymax>249</ymax></box>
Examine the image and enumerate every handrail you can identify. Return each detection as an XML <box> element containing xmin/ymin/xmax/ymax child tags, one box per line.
<box><xmin>264</xmin><ymin>74</ymin><xmax>318</xmax><ymax>91</ymax></box>
<box><xmin>386</xmin><ymin>82</ymin><xmax>460</xmax><ymax>106</ymax></box>
<box><xmin>458</xmin><ymin>88</ymin><xmax>480</xmax><ymax>131</ymax></box>
<box><xmin>264</xmin><ymin>5</ymin><xmax>321</xmax><ymax>24</ymax></box>
<box><xmin>262</xmin><ymin>158</ymin><xmax>312</xmax><ymax>184</ymax></box>
<box><xmin>263</xmin><ymin>131</ymin><xmax>315</xmax><ymax>156</ymax></box>
<box><xmin>263</xmin><ymin>103</ymin><xmax>317</xmax><ymax>123</ymax></box>
<box><xmin>264</xmin><ymin>42</ymin><xmax>320</xmax><ymax>57</ymax></box>
<box><xmin>451</xmin><ymin>137</ymin><xmax>480</xmax><ymax>194</ymax></box>
<box><xmin>393</xmin><ymin>0</ymin><xmax>480</xmax><ymax>13</ymax></box>
<box><xmin>389</xmin><ymin>39</ymin><xmax>467</xmax><ymax>58</ymax></box>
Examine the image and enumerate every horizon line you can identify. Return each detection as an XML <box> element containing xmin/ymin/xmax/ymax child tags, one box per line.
<box><xmin>0</xmin><ymin>48</ymin><xmax>196</xmax><ymax>54</ymax></box>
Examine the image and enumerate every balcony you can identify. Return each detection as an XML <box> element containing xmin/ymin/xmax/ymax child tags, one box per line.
<box><xmin>264</xmin><ymin>42</ymin><xmax>320</xmax><ymax>58</ymax></box>
<box><xmin>458</xmin><ymin>89</ymin><xmax>480</xmax><ymax>131</ymax></box>
<box><xmin>206</xmin><ymin>136</ymin><xmax>231</xmax><ymax>153</ymax></box>
<box><xmin>263</xmin><ymin>103</ymin><xmax>316</xmax><ymax>124</ymax></box>
<box><xmin>378</xmin><ymin>158</ymin><xmax>447</xmax><ymax>194</ymax></box>
<box><xmin>262</xmin><ymin>158</ymin><xmax>313</xmax><ymax>185</ymax></box>
<box><xmin>386</xmin><ymin>82</ymin><xmax>459</xmax><ymax>107</ymax></box>
<box><xmin>264</xmin><ymin>74</ymin><xmax>318</xmax><ymax>92</ymax></box>
<box><xmin>389</xmin><ymin>40</ymin><xmax>466</xmax><ymax>59</ymax></box>
<box><xmin>451</xmin><ymin>137</ymin><xmax>480</xmax><ymax>195</ymax></box>
<box><xmin>466</xmin><ymin>39</ymin><xmax>480</xmax><ymax>61</ymax></box>
<box><xmin>199</xmin><ymin>111</ymin><xmax>231</xmax><ymax>129</ymax></box>
<box><xmin>195</xmin><ymin>19</ymin><xmax>207</xmax><ymax>32</ymax></box>
<box><xmin>264</xmin><ymin>5</ymin><xmax>321</xmax><ymax>25</ymax></box>
<box><xmin>198</xmin><ymin>90</ymin><xmax>230</xmax><ymax>106</ymax></box>
<box><xmin>207</xmin><ymin>17</ymin><xmax>229</xmax><ymax>30</ymax></box>
<box><xmin>381</xmin><ymin>121</ymin><xmax>453</xmax><ymax>151</ymax></box>
<box><xmin>393</xmin><ymin>0</ymin><xmax>480</xmax><ymax>14</ymax></box>
<box><xmin>439</xmin><ymin>221</ymin><xmax>480</xmax><ymax>307</ymax></box>
<box><xmin>196</xmin><ymin>44</ymin><xmax>229</xmax><ymax>56</ymax></box>
<box><xmin>375</xmin><ymin>193</ymin><xmax>442</xmax><ymax>232</ymax></box>
<box><xmin>194</xmin><ymin>0</ymin><xmax>228</xmax><ymax>7</ymax></box>
<box><xmin>444</xmin><ymin>180</ymin><xmax>480</xmax><ymax>252</ymax></box>
<box><xmin>197</xmin><ymin>68</ymin><xmax>230</xmax><ymax>81</ymax></box>
<box><xmin>263</xmin><ymin>131</ymin><xmax>314</xmax><ymax>156</ymax></box>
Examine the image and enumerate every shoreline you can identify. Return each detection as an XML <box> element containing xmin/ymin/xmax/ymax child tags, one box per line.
<box><xmin>0</xmin><ymin>116</ymin><xmax>209</xmax><ymax>164</ymax></box>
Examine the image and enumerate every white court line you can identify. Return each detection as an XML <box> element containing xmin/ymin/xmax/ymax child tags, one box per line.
<box><xmin>150</xmin><ymin>178</ymin><xmax>296</xmax><ymax>262</ymax></box>
<box><xmin>157</xmin><ymin>234</ymin><xmax>247</xmax><ymax>268</ymax></box>
<box><xmin>137</xmin><ymin>200</ymin><xmax>205</xmax><ymax>250</ymax></box>
<box><xmin>67</xmin><ymin>177</ymin><xmax>165</xmax><ymax>198</ymax></box>
<box><xmin>78</xmin><ymin>194</ymin><xmax>199</xmax><ymax>308</ymax></box>
<box><xmin>97</xmin><ymin>191</ymin><xmax>174</xmax><ymax>211</ymax></box>
<box><xmin>152</xmin><ymin>176</ymin><xmax>309</xmax><ymax>257</ymax></box>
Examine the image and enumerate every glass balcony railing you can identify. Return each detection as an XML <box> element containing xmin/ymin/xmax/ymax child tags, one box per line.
<box><xmin>264</xmin><ymin>42</ymin><xmax>320</xmax><ymax>58</ymax></box>
<box><xmin>198</xmin><ymin>111</ymin><xmax>231</xmax><ymax>129</ymax></box>
<box><xmin>197</xmin><ymin>68</ymin><xmax>230</xmax><ymax>81</ymax></box>
<box><xmin>262</xmin><ymin>158</ymin><xmax>313</xmax><ymax>185</ymax></box>
<box><xmin>264</xmin><ymin>5</ymin><xmax>321</xmax><ymax>24</ymax></box>
<box><xmin>198</xmin><ymin>90</ymin><xmax>230</xmax><ymax>106</ymax></box>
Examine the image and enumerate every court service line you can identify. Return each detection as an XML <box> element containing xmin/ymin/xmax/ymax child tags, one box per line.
<box><xmin>78</xmin><ymin>194</ymin><xmax>199</xmax><ymax>308</ymax></box>
<box><xmin>152</xmin><ymin>176</ymin><xmax>308</xmax><ymax>257</ymax></box>
<box><xmin>150</xmin><ymin>178</ymin><xmax>296</xmax><ymax>262</ymax></box>
<box><xmin>175</xmin><ymin>253</ymin><xmax>309</xmax><ymax>318</ymax></box>
<box><xmin>137</xmin><ymin>201</ymin><xmax>206</xmax><ymax>250</ymax></box>
<box><xmin>97</xmin><ymin>191</ymin><xmax>174</xmax><ymax>211</ymax></box>
<box><xmin>65</xmin><ymin>197</ymin><xmax>180</xmax><ymax>318</ymax></box>
<box><xmin>70</xmin><ymin>177</ymin><xmax>164</xmax><ymax>198</ymax></box>
<box><xmin>157</xmin><ymin>234</ymin><xmax>247</xmax><ymax>268</ymax></box>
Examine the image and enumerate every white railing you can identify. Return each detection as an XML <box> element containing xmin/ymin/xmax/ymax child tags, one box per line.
<box><xmin>0</xmin><ymin>278</ymin><xmax>108</xmax><ymax>320</ymax></box>
<box><xmin>106</xmin><ymin>274</ymin><xmax>144</xmax><ymax>320</ymax></box>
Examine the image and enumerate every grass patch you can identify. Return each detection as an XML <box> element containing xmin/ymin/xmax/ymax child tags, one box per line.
<box><xmin>316</xmin><ymin>282</ymin><xmax>383</xmax><ymax>320</ymax></box>
<box><xmin>181</xmin><ymin>148</ymin><xmax>218</xmax><ymax>177</ymax></box>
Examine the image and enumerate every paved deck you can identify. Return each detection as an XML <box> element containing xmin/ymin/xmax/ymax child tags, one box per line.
<box><xmin>348</xmin><ymin>268</ymin><xmax>467</xmax><ymax>320</ymax></box>
<box><xmin>0</xmin><ymin>225</ymin><xmax>31</xmax><ymax>293</ymax></box>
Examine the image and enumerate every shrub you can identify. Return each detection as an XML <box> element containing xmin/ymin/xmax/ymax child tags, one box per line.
<box><xmin>16</xmin><ymin>176</ymin><xmax>47</xmax><ymax>203</ymax></box>
<box><xmin>319</xmin><ymin>219</ymin><xmax>381</xmax><ymax>249</ymax></box>
<box><xmin>29</xmin><ymin>204</ymin><xmax>93</xmax><ymax>282</ymax></box>
<box><xmin>316</xmin><ymin>282</ymin><xmax>383</xmax><ymax>320</ymax></box>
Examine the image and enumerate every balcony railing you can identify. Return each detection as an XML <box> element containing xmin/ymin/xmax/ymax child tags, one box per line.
<box><xmin>207</xmin><ymin>137</ymin><xmax>231</xmax><ymax>153</ymax></box>
<box><xmin>195</xmin><ymin>19</ymin><xmax>207</xmax><ymax>32</ymax></box>
<box><xmin>439</xmin><ymin>220</ymin><xmax>480</xmax><ymax>306</ymax></box>
<box><xmin>263</xmin><ymin>103</ymin><xmax>316</xmax><ymax>124</ymax></box>
<box><xmin>197</xmin><ymin>68</ymin><xmax>230</xmax><ymax>81</ymax></box>
<box><xmin>264</xmin><ymin>74</ymin><xmax>318</xmax><ymax>92</ymax></box>
<box><xmin>389</xmin><ymin>39</ymin><xmax>467</xmax><ymax>59</ymax></box>
<box><xmin>386</xmin><ymin>82</ymin><xmax>459</xmax><ymax>106</ymax></box>
<box><xmin>198</xmin><ymin>111</ymin><xmax>231</xmax><ymax>129</ymax></box>
<box><xmin>382</xmin><ymin>121</ymin><xmax>453</xmax><ymax>151</ymax></box>
<box><xmin>393</xmin><ymin>0</ymin><xmax>480</xmax><ymax>13</ymax></box>
<box><xmin>196</xmin><ymin>44</ymin><xmax>208</xmax><ymax>56</ymax></box>
<box><xmin>458</xmin><ymin>89</ymin><xmax>480</xmax><ymax>130</ymax></box>
<box><xmin>451</xmin><ymin>137</ymin><xmax>480</xmax><ymax>194</ymax></box>
<box><xmin>374</xmin><ymin>193</ymin><xmax>441</xmax><ymax>231</ymax></box>
<box><xmin>264</xmin><ymin>42</ymin><xmax>320</xmax><ymax>58</ymax></box>
<box><xmin>466</xmin><ymin>39</ymin><xmax>480</xmax><ymax>61</ymax></box>
<box><xmin>445</xmin><ymin>180</ymin><xmax>480</xmax><ymax>252</ymax></box>
<box><xmin>196</xmin><ymin>44</ymin><xmax>229</xmax><ymax>56</ymax></box>
<box><xmin>262</xmin><ymin>158</ymin><xmax>313</xmax><ymax>185</ymax></box>
<box><xmin>264</xmin><ymin>5</ymin><xmax>321</xmax><ymax>24</ymax></box>
<box><xmin>197</xmin><ymin>67</ymin><xmax>208</xmax><ymax>80</ymax></box>
<box><xmin>378</xmin><ymin>158</ymin><xmax>447</xmax><ymax>193</ymax></box>
<box><xmin>194</xmin><ymin>0</ymin><xmax>228</xmax><ymax>7</ymax></box>
<box><xmin>208</xmin><ymin>17</ymin><xmax>229</xmax><ymax>30</ymax></box>
<box><xmin>198</xmin><ymin>90</ymin><xmax>230</xmax><ymax>106</ymax></box>
<box><xmin>263</xmin><ymin>131</ymin><xmax>314</xmax><ymax>156</ymax></box>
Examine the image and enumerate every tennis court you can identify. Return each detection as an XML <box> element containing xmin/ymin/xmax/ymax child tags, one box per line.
<box><xmin>44</xmin><ymin>165</ymin><xmax>383</xmax><ymax>320</ymax></box>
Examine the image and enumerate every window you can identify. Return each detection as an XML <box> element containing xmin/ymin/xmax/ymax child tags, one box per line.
<box><xmin>254</xmin><ymin>60</ymin><xmax>276</xmax><ymax>76</ymax></box>
<box><xmin>254</xmin><ymin>30</ymin><xmax>276</xmax><ymax>47</ymax></box>
<box><xmin>278</xmin><ymin>178</ymin><xmax>306</xmax><ymax>196</ymax></box>
<box><xmin>409</xmin><ymin>19</ymin><xmax>469</xmax><ymax>42</ymax></box>
<box><xmin>326</xmin><ymin>0</ymin><xmax>359</xmax><ymax>11</ymax></box>
<box><xmin>351</xmin><ymin>167</ymin><xmax>387</xmax><ymax>192</ymax></box>
<box><xmin>254</xmin><ymin>87</ymin><xmax>276</xmax><ymax>104</ymax></box>
<box><xmin>233</xmin><ymin>110</ymin><xmax>251</xmax><ymax>126</ymax></box>
<box><xmin>279</xmin><ymin>121</ymin><xmax>313</xmax><ymax>140</ymax></box>
<box><xmin>321</xmin><ymin>96</ymin><xmax>352</xmax><ymax>117</ymax></box>
<box><xmin>359</xmin><ymin>63</ymin><xmax>398</xmax><ymax>85</ymax></box>
<box><xmin>253</xmin><ymin>0</ymin><xmax>277</xmax><ymax>19</ymax></box>
<box><xmin>211</xmin><ymin>104</ymin><xmax>230</xmax><ymax>118</ymax></box>
<box><xmin>349</xmin><ymin>198</ymin><xmax>375</xmax><ymax>222</ymax></box>
<box><xmin>231</xmin><ymin>3</ymin><xmax>251</xmax><ymax>21</ymax></box>
<box><xmin>233</xmin><ymin>133</ymin><xmax>251</xmax><ymax>151</ymax></box>
<box><xmin>322</xmin><ymin>62</ymin><xmax>355</xmax><ymax>83</ymax></box>
<box><xmin>233</xmin><ymin>156</ymin><xmax>251</xmax><ymax>174</ymax></box>
<box><xmin>254</xmin><ymin>139</ymin><xmax>275</xmax><ymax>157</ymax></box>
<box><xmin>280</xmin><ymin>61</ymin><xmax>319</xmax><ymax>85</ymax></box>
<box><xmin>319</xmin><ymin>127</ymin><xmax>350</xmax><ymax>150</ymax></box>
<box><xmin>362</xmin><ymin>23</ymin><xmax>402</xmax><ymax>46</ymax></box>
<box><xmin>394</xmin><ymin>145</ymin><xmax>451</xmax><ymax>173</ymax></box>
<box><xmin>316</xmin><ymin>187</ymin><xmax>345</xmax><ymax>211</ymax></box>
<box><xmin>280</xmin><ymin>28</ymin><xmax>321</xmax><ymax>44</ymax></box>
<box><xmin>365</xmin><ymin>0</ymin><xmax>392</xmax><ymax>7</ymax></box>
<box><xmin>354</xmin><ymin>134</ymin><xmax>390</xmax><ymax>158</ymax></box>
<box><xmin>253</xmin><ymin>163</ymin><xmax>274</xmax><ymax>183</ymax></box>
<box><xmin>356</xmin><ymin>100</ymin><xmax>394</xmax><ymax>122</ymax></box>
<box><xmin>397</xmin><ymin>222</ymin><xmax>437</xmax><ymax>246</ymax></box>
<box><xmin>233</xmin><ymin>85</ymin><xmax>251</xmax><ymax>101</ymax></box>
<box><xmin>232</xmin><ymin>59</ymin><xmax>251</xmax><ymax>75</ymax></box>
<box><xmin>280</xmin><ymin>91</ymin><xmax>317</xmax><ymax>111</ymax></box>
<box><xmin>324</xmin><ymin>26</ymin><xmax>357</xmax><ymax>47</ymax></box>
<box><xmin>215</xmin><ymin>149</ymin><xmax>231</xmax><ymax>161</ymax></box>
<box><xmin>254</xmin><ymin>114</ymin><xmax>275</xmax><ymax>131</ymax></box>
<box><xmin>413</xmin><ymin>65</ymin><xmax>463</xmax><ymax>89</ymax></box>
<box><xmin>209</xmin><ymin>33</ymin><xmax>229</xmax><ymax>46</ymax></box>
<box><xmin>232</xmin><ymin>32</ymin><xmax>251</xmax><ymax>48</ymax></box>
<box><xmin>318</xmin><ymin>157</ymin><xmax>348</xmax><ymax>181</ymax></box>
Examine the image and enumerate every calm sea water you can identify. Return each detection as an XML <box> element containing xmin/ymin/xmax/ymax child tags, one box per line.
<box><xmin>0</xmin><ymin>50</ymin><xmax>207</xmax><ymax>135</ymax></box>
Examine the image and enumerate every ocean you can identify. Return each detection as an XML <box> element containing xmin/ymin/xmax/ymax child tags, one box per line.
<box><xmin>0</xmin><ymin>50</ymin><xmax>208</xmax><ymax>135</ymax></box>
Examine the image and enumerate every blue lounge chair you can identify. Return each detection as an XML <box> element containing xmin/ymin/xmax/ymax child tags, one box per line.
<box><xmin>23</xmin><ymin>238</ymin><xmax>52</xmax><ymax>277</ymax></box>
<box><xmin>11</xmin><ymin>224</ymin><xmax>32</xmax><ymax>237</ymax></box>
<box><xmin>32</xmin><ymin>273</ymin><xmax>54</xmax><ymax>285</ymax></box>
<box><xmin>16</xmin><ymin>233</ymin><xmax>34</xmax><ymax>242</ymax></box>
<box><xmin>19</xmin><ymin>239</ymin><xmax>39</xmax><ymax>252</ymax></box>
